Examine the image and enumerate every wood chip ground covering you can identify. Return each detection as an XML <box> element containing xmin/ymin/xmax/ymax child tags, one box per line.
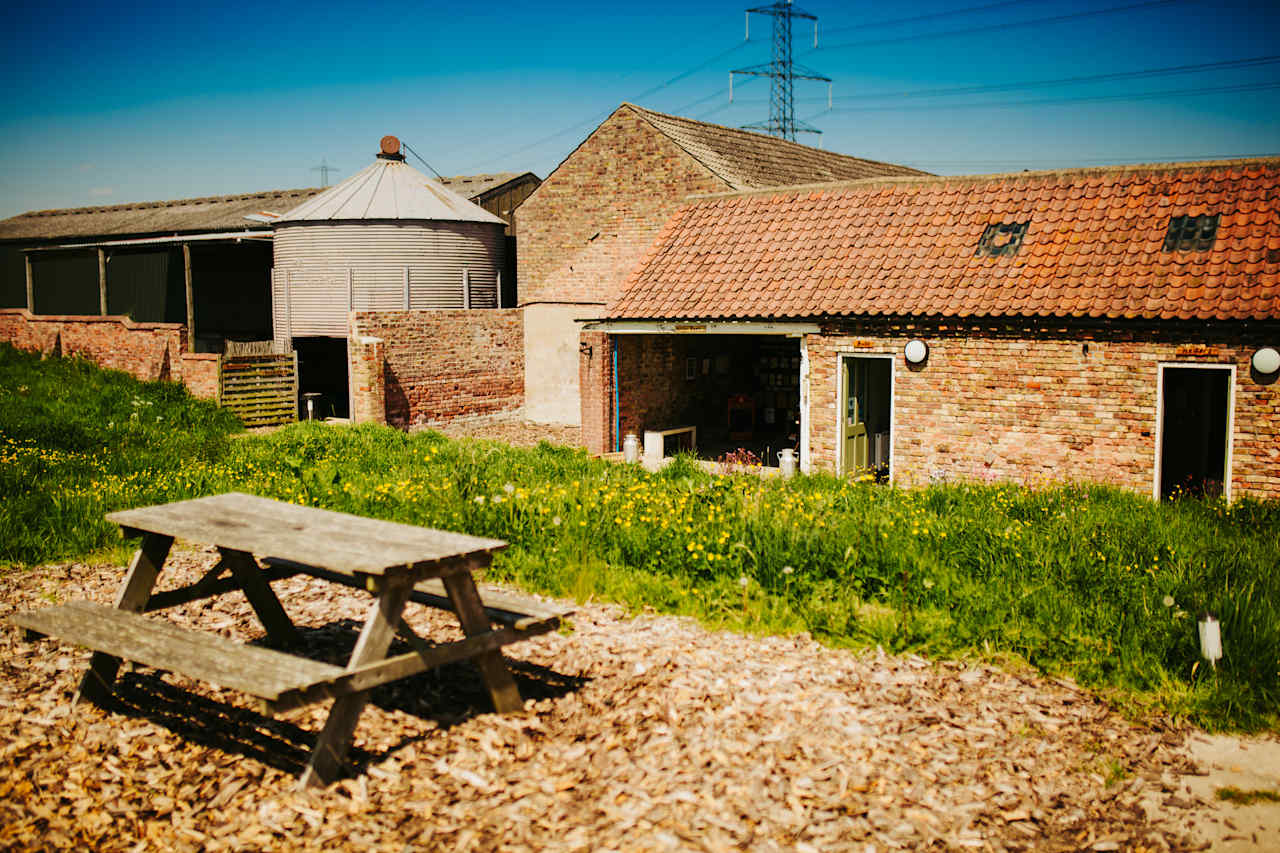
<box><xmin>1</xmin><ymin>549</ymin><xmax>1214</xmax><ymax>852</ymax></box>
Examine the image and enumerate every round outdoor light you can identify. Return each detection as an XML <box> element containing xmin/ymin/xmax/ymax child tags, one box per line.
<box><xmin>1252</xmin><ymin>346</ymin><xmax>1280</xmax><ymax>375</ymax></box>
<box><xmin>904</xmin><ymin>339</ymin><xmax>929</xmax><ymax>365</ymax></box>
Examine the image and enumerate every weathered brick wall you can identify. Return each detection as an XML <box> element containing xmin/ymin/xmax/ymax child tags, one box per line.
<box><xmin>579</xmin><ymin>331</ymin><xmax>613</xmax><ymax>453</ymax></box>
<box><xmin>615</xmin><ymin>334</ymin><xmax>693</xmax><ymax>441</ymax></box>
<box><xmin>350</xmin><ymin>310</ymin><xmax>523</xmax><ymax>426</ymax></box>
<box><xmin>0</xmin><ymin>308</ymin><xmax>217</xmax><ymax>398</ymax></box>
<box><xmin>515</xmin><ymin>105</ymin><xmax>728</xmax><ymax>308</ymax></box>
<box><xmin>806</xmin><ymin>320</ymin><xmax>1280</xmax><ymax>499</ymax></box>
<box><xmin>348</xmin><ymin>335</ymin><xmax>387</xmax><ymax>425</ymax></box>
<box><xmin>178</xmin><ymin>354</ymin><xmax>219</xmax><ymax>399</ymax></box>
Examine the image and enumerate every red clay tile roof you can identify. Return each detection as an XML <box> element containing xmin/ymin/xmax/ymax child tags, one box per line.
<box><xmin>606</xmin><ymin>159</ymin><xmax>1280</xmax><ymax>323</ymax></box>
<box><xmin>628</xmin><ymin>104</ymin><xmax>928</xmax><ymax>190</ymax></box>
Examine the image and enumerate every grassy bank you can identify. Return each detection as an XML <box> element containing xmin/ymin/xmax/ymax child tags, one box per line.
<box><xmin>2</xmin><ymin>343</ymin><xmax>1277</xmax><ymax>731</ymax></box>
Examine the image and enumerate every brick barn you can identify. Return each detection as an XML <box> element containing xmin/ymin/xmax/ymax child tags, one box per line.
<box><xmin>580</xmin><ymin>159</ymin><xmax>1280</xmax><ymax>501</ymax></box>
<box><xmin>515</xmin><ymin>103</ymin><xmax>926</xmax><ymax>426</ymax></box>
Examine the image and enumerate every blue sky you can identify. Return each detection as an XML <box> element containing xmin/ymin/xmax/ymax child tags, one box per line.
<box><xmin>1</xmin><ymin>0</ymin><xmax>1277</xmax><ymax>218</ymax></box>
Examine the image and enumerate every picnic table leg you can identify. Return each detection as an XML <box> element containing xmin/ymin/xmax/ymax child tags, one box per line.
<box><xmin>298</xmin><ymin>575</ymin><xmax>414</xmax><ymax>789</ymax></box>
<box><xmin>74</xmin><ymin>532</ymin><xmax>174</xmax><ymax>708</ymax></box>
<box><xmin>220</xmin><ymin>547</ymin><xmax>302</xmax><ymax>647</ymax></box>
<box><xmin>442</xmin><ymin>570</ymin><xmax>524</xmax><ymax>714</ymax></box>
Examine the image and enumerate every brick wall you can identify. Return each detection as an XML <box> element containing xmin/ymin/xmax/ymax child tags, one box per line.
<box><xmin>579</xmin><ymin>331</ymin><xmax>613</xmax><ymax>453</ymax></box>
<box><xmin>515</xmin><ymin>105</ymin><xmax>728</xmax><ymax>308</ymax></box>
<box><xmin>350</xmin><ymin>309</ymin><xmax>523</xmax><ymax>426</ymax></box>
<box><xmin>0</xmin><ymin>308</ymin><xmax>217</xmax><ymax>399</ymax></box>
<box><xmin>806</xmin><ymin>320</ymin><xmax>1280</xmax><ymax>500</ymax></box>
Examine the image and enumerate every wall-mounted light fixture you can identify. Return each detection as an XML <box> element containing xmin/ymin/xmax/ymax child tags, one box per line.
<box><xmin>1252</xmin><ymin>346</ymin><xmax>1280</xmax><ymax>376</ymax></box>
<box><xmin>579</xmin><ymin>342</ymin><xmax>593</xmax><ymax>358</ymax></box>
<box><xmin>904</xmin><ymin>339</ymin><xmax>929</xmax><ymax>365</ymax></box>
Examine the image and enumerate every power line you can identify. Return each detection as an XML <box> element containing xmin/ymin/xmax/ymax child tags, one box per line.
<box><xmin>820</xmin><ymin>0</ymin><xmax>1047</xmax><ymax>36</ymax></box>
<box><xmin>810</xmin><ymin>0</ymin><xmax>1191</xmax><ymax>53</ymax></box>
<box><xmin>717</xmin><ymin>55</ymin><xmax>1280</xmax><ymax>106</ymax></box>
<box><xmin>401</xmin><ymin>141</ymin><xmax>444</xmax><ymax>179</ymax></box>
<box><xmin>801</xmin><ymin>80</ymin><xmax>1280</xmax><ymax>118</ymax></box>
<box><xmin>456</xmin><ymin>40</ymin><xmax>757</xmax><ymax>172</ymax></box>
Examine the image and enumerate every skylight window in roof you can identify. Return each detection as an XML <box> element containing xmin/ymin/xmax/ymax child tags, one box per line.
<box><xmin>1163</xmin><ymin>214</ymin><xmax>1219</xmax><ymax>252</ymax></box>
<box><xmin>974</xmin><ymin>221</ymin><xmax>1029</xmax><ymax>258</ymax></box>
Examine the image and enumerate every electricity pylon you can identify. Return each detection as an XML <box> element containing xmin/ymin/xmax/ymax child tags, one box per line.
<box><xmin>311</xmin><ymin>158</ymin><xmax>340</xmax><ymax>188</ymax></box>
<box><xmin>730</xmin><ymin>1</ymin><xmax>831</xmax><ymax>140</ymax></box>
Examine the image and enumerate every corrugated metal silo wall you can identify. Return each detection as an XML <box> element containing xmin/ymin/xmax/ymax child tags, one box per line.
<box><xmin>272</xmin><ymin>221</ymin><xmax>505</xmax><ymax>339</ymax></box>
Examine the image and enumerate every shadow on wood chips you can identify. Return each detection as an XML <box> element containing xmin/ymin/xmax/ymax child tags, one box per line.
<box><xmin>104</xmin><ymin>618</ymin><xmax>587</xmax><ymax>780</ymax></box>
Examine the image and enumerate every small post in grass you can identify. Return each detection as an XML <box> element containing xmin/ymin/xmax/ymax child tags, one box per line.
<box><xmin>1198</xmin><ymin>611</ymin><xmax>1223</xmax><ymax>670</ymax></box>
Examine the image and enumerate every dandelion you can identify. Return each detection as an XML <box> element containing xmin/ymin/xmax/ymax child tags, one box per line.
<box><xmin>782</xmin><ymin>565</ymin><xmax>794</xmax><ymax>575</ymax></box>
<box><xmin>738</xmin><ymin>575</ymin><xmax>749</xmax><ymax>588</ymax></box>
<box><xmin>503</xmin><ymin>482</ymin><xmax>515</xmax><ymax>495</ymax></box>
<box><xmin>552</xmin><ymin>515</ymin><xmax>562</xmax><ymax>526</ymax></box>
<box><xmin>474</xmin><ymin>495</ymin><xmax>485</xmax><ymax>504</ymax></box>
<box><xmin>1162</xmin><ymin>595</ymin><xmax>1175</xmax><ymax>608</ymax></box>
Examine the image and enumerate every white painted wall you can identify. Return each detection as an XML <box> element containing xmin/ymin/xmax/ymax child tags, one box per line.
<box><xmin>523</xmin><ymin>303</ymin><xmax>586</xmax><ymax>425</ymax></box>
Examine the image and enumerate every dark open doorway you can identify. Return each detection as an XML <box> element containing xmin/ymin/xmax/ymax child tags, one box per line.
<box><xmin>616</xmin><ymin>334</ymin><xmax>801</xmax><ymax>467</ymax></box>
<box><xmin>1159</xmin><ymin>366</ymin><xmax>1231</xmax><ymax>499</ymax></box>
<box><xmin>294</xmin><ymin>337</ymin><xmax>350</xmax><ymax>420</ymax></box>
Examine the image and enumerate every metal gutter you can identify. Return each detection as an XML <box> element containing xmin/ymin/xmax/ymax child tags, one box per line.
<box><xmin>579</xmin><ymin>319</ymin><xmax>821</xmax><ymax>336</ymax></box>
<box><xmin>24</xmin><ymin>231</ymin><xmax>272</xmax><ymax>251</ymax></box>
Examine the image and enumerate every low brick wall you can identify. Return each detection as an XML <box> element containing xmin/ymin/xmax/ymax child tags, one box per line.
<box><xmin>349</xmin><ymin>310</ymin><xmax>523</xmax><ymax>426</ymax></box>
<box><xmin>0</xmin><ymin>308</ymin><xmax>217</xmax><ymax>399</ymax></box>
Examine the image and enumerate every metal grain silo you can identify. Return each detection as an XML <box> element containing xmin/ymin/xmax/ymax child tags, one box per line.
<box><xmin>270</xmin><ymin>135</ymin><xmax>507</xmax><ymax>346</ymax></box>
<box><xmin>269</xmin><ymin>135</ymin><xmax>507</xmax><ymax>418</ymax></box>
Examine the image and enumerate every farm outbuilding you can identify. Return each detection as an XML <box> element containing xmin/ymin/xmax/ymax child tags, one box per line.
<box><xmin>581</xmin><ymin>158</ymin><xmax>1280</xmax><ymax>500</ymax></box>
<box><xmin>0</xmin><ymin>187</ymin><xmax>318</xmax><ymax>397</ymax></box>
<box><xmin>514</xmin><ymin>103</ymin><xmax>928</xmax><ymax>426</ymax></box>
<box><xmin>0</xmin><ymin>150</ymin><xmax>538</xmax><ymax>424</ymax></box>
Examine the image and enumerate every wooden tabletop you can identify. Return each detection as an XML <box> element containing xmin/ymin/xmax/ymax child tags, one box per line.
<box><xmin>106</xmin><ymin>493</ymin><xmax>506</xmax><ymax>578</ymax></box>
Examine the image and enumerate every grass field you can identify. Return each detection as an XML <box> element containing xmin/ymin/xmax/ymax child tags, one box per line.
<box><xmin>2</xmin><ymin>343</ymin><xmax>1277</xmax><ymax>731</ymax></box>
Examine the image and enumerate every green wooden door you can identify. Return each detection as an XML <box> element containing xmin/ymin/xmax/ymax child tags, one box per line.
<box><xmin>842</xmin><ymin>359</ymin><xmax>869</xmax><ymax>474</ymax></box>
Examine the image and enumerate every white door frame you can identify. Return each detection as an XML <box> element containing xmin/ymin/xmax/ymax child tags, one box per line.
<box><xmin>1153</xmin><ymin>362</ymin><xmax>1235</xmax><ymax>501</ymax></box>
<box><xmin>836</xmin><ymin>352</ymin><xmax>897</xmax><ymax>482</ymax></box>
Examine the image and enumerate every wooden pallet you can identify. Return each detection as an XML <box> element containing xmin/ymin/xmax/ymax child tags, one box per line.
<box><xmin>218</xmin><ymin>353</ymin><xmax>297</xmax><ymax>427</ymax></box>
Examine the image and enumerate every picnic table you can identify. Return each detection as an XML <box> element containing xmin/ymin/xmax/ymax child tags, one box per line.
<box><xmin>10</xmin><ymin>492</ymin><xmax>572</xmax><ymax>788</ymax></box>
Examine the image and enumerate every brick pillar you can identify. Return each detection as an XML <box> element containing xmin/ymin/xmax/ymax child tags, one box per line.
<box><xmin>579</xmin><ymin>331</ymin><xmax>613</xmax><ymax>454</ymax></box>
<box><xmin>350</xmin><ymin>335</ymin><xmax>387</xmax><ymax>425</ymax></box>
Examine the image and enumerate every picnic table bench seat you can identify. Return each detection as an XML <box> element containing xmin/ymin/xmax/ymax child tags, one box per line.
<box><xmin>13</xmin><ymin>574</ymin><xmax>573</xmax><ymax>715</ymax></box>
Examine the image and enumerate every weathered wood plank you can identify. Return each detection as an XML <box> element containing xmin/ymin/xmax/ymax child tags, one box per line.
<box><xmin>221</xmin><ymin>548</ymin><xmax>301</xmax><ymax>647</ymax></box>
<box><xmin>443</xmin><ymin>570</ymin><xmax>524</xmax><ymax>714</ymax></box>
<box><xmin>15</xmin><ymin>601</ymin><xmax>343</xmax><ymax>701</ymax></box>
<box><xmin>268</xmin><ymin>620</ymin><xmax>557</xmax><ymax>713</ymax></box>
<box><xmin>107</xmin><ymin>494</ymin><xmax>506</xmax><ymax>578</ymax></box>
<box><xmin>76</xmin><ymin>532</ymin><xmax>172</xmax><ymax>707</ymax></box>
<box><xmin>298</xmin><ymin>576</ymin><xmax>415</xmax><ymax>788</ymax></box>
<box><xmin>263</xmin><ymin>558</ymin><xmax>573</xmax><ymax>629</ymax></box>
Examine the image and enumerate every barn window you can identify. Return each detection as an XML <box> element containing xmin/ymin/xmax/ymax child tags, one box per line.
<box><xmin>974</xmin><ymin>221</ymin><xmax>1030</xmax><ymax>257</ymax></box>
<box><xmin>1163</xmin><ymin>214</ymin><xmax>1219</xmax><ymax>252</ymax></box>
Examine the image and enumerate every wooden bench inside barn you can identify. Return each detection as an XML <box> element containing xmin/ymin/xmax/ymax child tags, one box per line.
<box><xmin>10</xmin><ymin>492</ymin><xmax>572</xmax><ymax>788</ymax></box>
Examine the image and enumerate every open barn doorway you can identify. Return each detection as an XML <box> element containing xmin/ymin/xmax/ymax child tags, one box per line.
<box><xmin>616</xmin><ymin>333</ymin><xmax>802</xmax><ymax>468</ymax></box>
<box><xmin>1158</xmin><ymin>365</ymin><xmax>1232</xmax><ymax>499</ymax></box>
<box><xmin>293</xmin><ymin>337</ymin><xmax>350</xmax><ymax>420</ymax></box>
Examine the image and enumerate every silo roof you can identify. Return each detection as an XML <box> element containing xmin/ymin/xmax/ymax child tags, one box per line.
<box><xmin>274</xmin><ymin>156</ymin><xmax>505</xmax><ymax>225</ymax></box>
